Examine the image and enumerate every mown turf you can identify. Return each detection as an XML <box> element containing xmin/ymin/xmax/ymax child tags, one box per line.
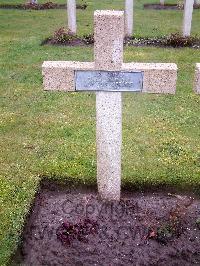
<box><xmin>0</xmin><ymin>0</ymin><xmax>200</xmax><ymax>264</ymax></box>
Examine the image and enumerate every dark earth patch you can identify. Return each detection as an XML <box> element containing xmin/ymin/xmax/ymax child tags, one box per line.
<box><xmin>42</xmin><ymin>28</ymin><xmax>87</xmax><ymax>46</ymax></box>
<box><xmin>11</xmin><ymin>180</ymin><xmax>200</xmax><ymax>265</ymax></box>
<box><xmin>42</xmin><ymin>29</ymin><xmax>200</xmax><ymax>49</ymax></box>
<box><xmin>0</xmin><ymin>2</ymin><xmax>87</xmax><ymax>10</ymax></box>
<box><xmin>125</xmin><ymin>34</ymin><xmax>200</xmax><ymax>49</ymax></box>
<box><xmin>144</xmin><ymin>3</ymin><xmax>200</xmax><ymax>10</ymax></box>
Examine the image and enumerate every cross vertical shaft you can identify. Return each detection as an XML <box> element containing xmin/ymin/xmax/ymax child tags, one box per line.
<box><xmin>94</xmin><ymin>11</ymin><xmax>124</xmax><ymax>201</ymax></box>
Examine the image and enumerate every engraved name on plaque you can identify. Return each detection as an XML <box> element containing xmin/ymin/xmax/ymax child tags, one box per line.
<box><xmin>75</xmin><ymin>70</ymin><xmax>143</xmax><ymax>92</ymax></box>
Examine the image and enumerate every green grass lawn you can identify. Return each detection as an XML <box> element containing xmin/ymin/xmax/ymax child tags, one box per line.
<box><xmin>0</xmin><ymin>0</ymin><xmax>200</xmax><ymax>264</ymax></box>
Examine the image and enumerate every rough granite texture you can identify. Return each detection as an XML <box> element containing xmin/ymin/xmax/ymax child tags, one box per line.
<box><xmin>183</xmin><ymin>0</ymin><xmax>194</xmax><ymax>37</ymax></box>
<box><xmin>125</xmin><ymin>0</ymin><xmax>134</xmax><ymax>36</ymax></box>
<box><xmin>67</xmin><ymin>0</ymin><xmax>77</xmax><ymax>34</ymax></box>
<box><xmin>123</xmin><ymin>63</ymin><xmax>177</xmax><ymax>94</ymax></box>
<box><xmin>94</xmin><ymin>10</ymin><xmax>124</xmax><ymax>71</ymax></box>
<box><xmin>96</xmin><ymin>91</ymin><xmax>122</xmax><ymax>201</ymax></box>
<box><xmin>42</xmin><ymin>61</ymin><xmax>94</xmax><ymax>91</ymax></box>
<box><xmin>194</xmin><ymin>63</ymin><xmax>200</xmax><ymax>94</ymax></box>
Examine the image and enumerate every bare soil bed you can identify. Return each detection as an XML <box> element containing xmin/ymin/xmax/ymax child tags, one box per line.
<box><xmin>0</xmin><ymin>2</ymin><xmax>87</xmax><ymax>10</ymax></box>
<box><xmin>144</xmin><ymin>3</ymin><xmax>200</xmax><ymax>10</ymax></box>
<box><xmin>10</xmin><ymin>180</ymin><xmax>200</xmax><ymax>265</ymax></box>
<box><xmin>42</xmin><ymin>30</ymin><xmax>200</xmax><ymax>49</ymax></box>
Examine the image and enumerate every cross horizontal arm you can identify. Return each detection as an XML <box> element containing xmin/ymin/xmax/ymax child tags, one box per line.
<box><xmin>42</xmin><ymin>61</ymin><xmax>177</xmax><ymax>94</ymax></box>
<box><xmin>123</xmin><ymin>63</ymin><xmax>177</xmax><ymax>94</ymax></box>
<box><xmin>42</xmin><ymin>61</ymin><xmax>94</xmax><ymax>91</ymax></box>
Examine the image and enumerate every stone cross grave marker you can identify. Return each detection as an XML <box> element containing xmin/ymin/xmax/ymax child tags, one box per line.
<box><xmin>42</xmin><ymin>10</ymin><xmax>177</xmax><ymax>201</ymax></box>
<box><xmin>67</xmin><ymin>0</ymin><xmax>76</xmax><ymax>34</ymax></box>
<box><xmin>125</xmin><ymin>0</ymin><xmax>134</xmax><ymax>36</ymax></box>
<box><xmin>183</xmin><ymin>0</ymin><xmax>194</xmax><ymax>37</ymax></box>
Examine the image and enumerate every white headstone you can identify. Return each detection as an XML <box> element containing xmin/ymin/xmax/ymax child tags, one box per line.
<box><xmin>183</xmin><ymin>0</ymin><xmax>194</xmax><ymax>37</ymax></box>
<box><xmin>160</xmin><ymin>0</ymin><xmax>165</xmax><ymax>5</ymax></box>
<box><xmin>125</xmin><ymin>0</ymin><xmax>134</xmax><ymax>36</ymax></box>
<box><xmin>67</xmin><ymin>0</ymin><xmax>77</xmax><ymax>34</ymax></box>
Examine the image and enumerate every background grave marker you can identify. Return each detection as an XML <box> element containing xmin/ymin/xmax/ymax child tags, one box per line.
<box><xmin>125</xmin><ymin>0</ymin><xmax>134</xmax><ymax>36</ymax></box>
<box><xmin>42</xmin><ymin>11</ymin><xmax>177</xmax><ymax>201</ymax></box>
<box><xmin>183</xmin><ymin>0</ymin><xmax>194</xmax><ymax>37</ymax></box>
<box><xmin>67</xmin><ymin>0</ymin><xmax>76</xmax><ymax>34</ymax></box>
